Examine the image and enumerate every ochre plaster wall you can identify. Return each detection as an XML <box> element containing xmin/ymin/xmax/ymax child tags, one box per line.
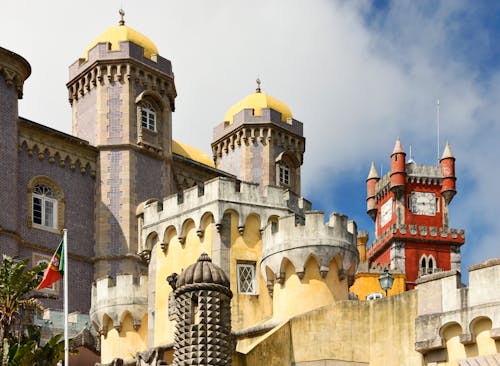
<box><xmin>350</xmin><ymin>272</ymin><xmax>406</xmax><ymax>300</ymax></box>
<box><xmin>238</xmin><ymin>291</ymin><xmax>423</xmax><ymax>366</ymax></box>
<box><xmin>100</xmin><ymin>313</ymin><xmax>147</xmax><ymax>363</ymax></box>
<box><xmin>153</xmin><ymin>219</ymin><xmax>213</xmax><ymax>346</ymax></box>
<box><xmin>230</xmin><ymin>213</ymin><xmax>273</xmax><ymax>330</ymax></box>
<box><xmin>272</xmin><ymin>257</ymin><xmax>348</xmax><ymax>320</ymax></box>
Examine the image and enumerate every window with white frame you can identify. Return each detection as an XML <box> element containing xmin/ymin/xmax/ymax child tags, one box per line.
<box><xmin>278</xmin><ymin>164</ymin><xmax>290</xmax><ymax>186</ymax></box>
<box><xmin>141</xmin><ymin>103</ymin><xmax>157</xmax><ymax>131</ymax></box>
<box><xmin>32</xmin><ymin>184</ymin><xmax>57</xmax><ymax>229</ymax></box>
<box><xmin>419</xmin><ymin>255</ymin><xmax>437</xmax><ymax>276</ymax></box>
<box><xmin>366</xmin><ymin>292</ymin><xmax>384</xmax><ymax>301</ymax></box>
<box><xmin>237</xmin><ymin>263</ymin><xmax>257</xmax><ymax>294</ymax></box>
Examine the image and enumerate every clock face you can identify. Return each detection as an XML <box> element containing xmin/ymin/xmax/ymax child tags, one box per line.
<box><xmin>410</xmin><ymin>192</ymin><xmax>436</xmax><ymax>216</ymax></box>
<box><xmin>380</xmin><ymin>198</ymin><xmax>393</xmax><ymax>227</ymax></box>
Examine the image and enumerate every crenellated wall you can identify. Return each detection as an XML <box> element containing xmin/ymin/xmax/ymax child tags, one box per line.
<box><xmin>415</xmin><ymin>258</ymin><xmax>500</xmax><ymax>365</ymax></box>
<box><xmin>260</xmin><ymin>211</ymin><xmax>359</xmax><ymax>319</ymax></box>
<box><xmin>91</xmin><ymin>273</ymin><xmax>149</xmax><ymax>363</ymax></box>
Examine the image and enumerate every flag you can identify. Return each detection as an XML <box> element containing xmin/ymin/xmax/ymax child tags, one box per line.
<box><xmin>37</xmin><ymin>239</ymin><xmax>64</xmax><ymax>290</ymax></box>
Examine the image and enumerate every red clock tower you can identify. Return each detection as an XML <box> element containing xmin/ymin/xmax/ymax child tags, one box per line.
<box><xmin>366</xmin><ymin>138</ymin><xmax>465</xmax><ymax>289</ymax></box>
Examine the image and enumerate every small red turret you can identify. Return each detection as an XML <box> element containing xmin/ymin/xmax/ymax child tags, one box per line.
<box><xmin>366</xmin><ymin>162</ymin><xmax>380</xmax><ymax>221</ymax></box>
<box><xmin>440</xmin><ymin>142</ymin><xmax>456</xmax><ymax>204</ymax></box>
<box><xmin>390</xmin><ymin>137</ymin><xmax>406</xmax><ymax>194</ymax></box>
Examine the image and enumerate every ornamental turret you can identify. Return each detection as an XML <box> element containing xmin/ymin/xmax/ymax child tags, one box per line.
<box><xmin>212</xmin><ymin>80</ymin><xmax>305</xmax><ymax>195</ymax></box>
<box><xmin>170</xmin><ymin>254</ymin><xmax>233</xmax><ymax>366</ymax></box>
<box><xmin>390</xmin><ymin>137</ymin><xmax>406</xmax><ymax>194</ymax></box>
<box><xmin>261</xmin><ymin>211</ymin><xmax>359</xmax><ymax>319</ymax></box>
<box><xmin>440</xmin><ymin>142</ymin><xmax>456</xmax><ymax>204</ymax></box>
<box><xmin>366</xmin><ymin>162</ymin><xmax>380</xmax><ymax>221</ymax></box>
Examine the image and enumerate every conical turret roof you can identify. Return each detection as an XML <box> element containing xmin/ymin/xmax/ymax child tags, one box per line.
<box><xmin>392</xmin><ymin>137</ymin><xmax>404</xmax><ymax>155</ymax></box>
<box><xmin>441</xmin><ymin>142</ymin><xmax>455</xmax><ymax>159</ymax></box>
<box><xmin>367</xmin><ymin>162</ymin><xmax>380</xmax><ymax>180</ymax></box>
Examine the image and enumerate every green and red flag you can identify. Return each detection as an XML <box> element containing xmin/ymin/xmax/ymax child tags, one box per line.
<box><xmin>37</xmin><ymin>239</ymin><xmax>64</xmax><ymax>290</ymax></box>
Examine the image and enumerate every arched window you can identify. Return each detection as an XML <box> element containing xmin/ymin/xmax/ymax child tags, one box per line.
<box><xmin>141</xmin><ymin>102</ymin><xmax>156</xmax><ymax>131</ymax></box>
<box><xmin>32</xmin><ymin>185</ymin><xmax>57</xmax><ymax>228</ymax></box>
<box><xmin>28</xmin><ymin>176</ymin><xmax>64</xmax><ymax>233</ymax></box>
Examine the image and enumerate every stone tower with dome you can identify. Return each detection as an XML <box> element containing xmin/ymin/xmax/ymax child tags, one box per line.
<box><xmin>212</xmin><ymin>79</ymin><xmax>305</xmax><ymax>195</ymax></box>
<box><xmin>2</xmin><ymin>10</ymin><xmax>499</xmax><ymax>366</ymax></box>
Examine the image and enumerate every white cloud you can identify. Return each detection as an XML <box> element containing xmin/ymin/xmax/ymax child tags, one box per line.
<box><xmin>2</xmin><ymin>0</ymin><xmax>499</xmax><ymax>270</ymax></box>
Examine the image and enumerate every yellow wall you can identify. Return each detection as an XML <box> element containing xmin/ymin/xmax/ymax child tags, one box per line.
<box><xmin>350</xmin><ymin>272</ymin><xmax>406</xmax><ymax>300</ymax></box>
<box><xmin>272</xmin><ymin>256</ymin><xmax>347</xmax><ymax>320</ymax></box>
<box><xmin>153</xmin><ymin>218</ymin><xmax>213</xmax><ymax>346</ymax></box>
<box><xmin>237</xmin><ymin>291</ymin><xmax>423</xmax><ymax>366</ymax></box>
<box><xmin>230</xmin><ymin>212</ymin><xmax>273</xmax><ymax>330</ymax></box>
<box><xmin>100</xmin><ymin>313</ymin><xmax>148</xmax><ymax>363</ymax></box>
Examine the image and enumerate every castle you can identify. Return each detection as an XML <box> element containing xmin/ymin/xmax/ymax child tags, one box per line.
<box><xmin>0</xmin><ymin>12</ymin><xmax>498</xmax><ymax>366</ymax></box>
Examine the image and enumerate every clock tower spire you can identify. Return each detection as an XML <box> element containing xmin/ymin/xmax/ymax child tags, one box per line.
<box><xmin>365</xmin><ymin>139</ymin><xmax>464</xmax><ymax>289</ymax></box>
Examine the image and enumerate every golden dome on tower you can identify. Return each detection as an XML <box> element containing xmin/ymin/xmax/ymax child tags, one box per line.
<box><xmin>224</xmin><ymin>79</ymin><xmax>293</xmax><ymax>124</ymax></box>
<box><xmin>83</xmin><ymin>10</ymin><xmax>159</xmax><ymax>60</ymax></box>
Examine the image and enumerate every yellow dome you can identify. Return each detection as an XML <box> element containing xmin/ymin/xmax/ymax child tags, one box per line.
<box><xmin>83</xmin><ymin>24</ymin><xmax>159</xmax><ymax>60</ymax></box>
<box><xmin>172</xmin><ymin>140</ymin><xmax>215</xmax><ymax>168</ymax></box>
<box><xmin>224</xmin><ymin>91</ymin><xmax>292</xmax><ymax>124</ymax></box>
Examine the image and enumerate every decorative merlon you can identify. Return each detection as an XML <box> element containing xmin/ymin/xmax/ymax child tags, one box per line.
<box><xmin>90</xmin><ymin>274</ymin><xmax>148</xmax><ymax>334</ymax></box>
<box><xmin>260</xmin><ymin>211</ymin><xmax>359</xmax><ymax>286</ymax></box>
<box><xmin>367</xmin><ymin>224</ymin><xmax>465</xmax><ymax>258</ymax></box>
<box><xmin>141</xmin><ymin>177</ymin><xmax>311</xmax><ymax>244</ymax></box>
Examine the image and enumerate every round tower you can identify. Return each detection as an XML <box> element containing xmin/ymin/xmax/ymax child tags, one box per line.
<box><xmin>211</xmin><ymin>80</ymin><xmax>305</xmax><ymax>195</ymax></box>
<box><xmin>390</xmin><ymin>137</ymin><xmax>406</xmax><ymax>194</ymax></box>
<box><xmin>366</xmin><ymin>162</ymin><xmax>380</xmax><ymax>221</ymax></box>
<box><xmin>0</xmin><ymin>47</ymin><xmax>30</xmax><ymax>255</ymax></box>
<box><xmin>261</xmin><ymin>212</ymin><xmax>359</xmax><ymax>320</ymax></box>
<box><xmin>171</xmin><ymin>253</ymin><xmax>233</xmax><ymax>366</ymax></box>
<box><xmin>440</xmin><ymin>142</ymin><xmax>456</xmax><ymax>204</ymax></box>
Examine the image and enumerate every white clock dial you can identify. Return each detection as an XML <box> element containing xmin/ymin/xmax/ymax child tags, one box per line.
<box><xmin>410</xmin><ymin>192</ymin><xmax>436</xmax><ymax>216</ymax></box>
<box><xmin>380</xmin><ymin>198</ymin><xmax>393</xmax><ymax>227</ymax></box>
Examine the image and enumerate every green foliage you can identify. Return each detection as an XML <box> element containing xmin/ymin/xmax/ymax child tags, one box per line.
<box><xmin>8</xmin><ymin>325</ymin><xmax>64</xmax><ymax>366</ymax></box>
<box><xmin>0</xmin><ymin>255</ymin><xmax>66</xmax><ymax>365</ymax></box>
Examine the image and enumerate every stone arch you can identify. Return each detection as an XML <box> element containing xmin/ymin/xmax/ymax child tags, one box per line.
<box><xmin>145</xmin><ymin>231</ymin><xmax>159</xmax><ymax>251</ymax></box>
<box><xmin>180</xmin><ymin>218</ymin><xmax>196</xmax><ymax>245</ymax></box>
<box><xmin>199</xmin><ymin>211</ymin><xmax>215</xmax><ymax>235</ymax></box>
<box><xmin>469</xmin><ymin>316</ymin><xmax>496</xmax><ymax>356</ymax></box>
<box><xmin>440</xmin><ymin>322</ymin><xmax>466</xmax><ymax>363</ymax></box>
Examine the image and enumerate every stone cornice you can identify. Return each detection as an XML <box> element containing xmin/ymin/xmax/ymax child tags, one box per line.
<box><xmin>18</xmin><ymin>118</ymin><xmax>97</xmax><ymax>177</ymax></box>
<box><xmin>0</xmin><ymin>47</ymin><xmax>31</xmax><ymax>98</ymax></box>
<box><xmin>211</xmin><ymin>124</ymin><xmax>305</xmax><ymax>164</ymax></box>
<box><xmin>66</xmin><ymin>58</ymin><xmax>176</xmax><ymax>111</ymax></box>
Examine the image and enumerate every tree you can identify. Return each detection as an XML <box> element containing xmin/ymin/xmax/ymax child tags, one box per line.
<box><xmin>0</xmin><ymin>255</ymin><xmax>64</xmax><ymax>365</ymax></box>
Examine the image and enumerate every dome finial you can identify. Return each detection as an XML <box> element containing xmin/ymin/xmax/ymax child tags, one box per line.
<box><xmin>256</xmin><ymin>77</ymin><xmax>261</xmax><ymax>93</ymax></box>
<box><xmin>119</xmin><ymin>9</ymin><xmax>125</xmax><ymax>26</ymax></box>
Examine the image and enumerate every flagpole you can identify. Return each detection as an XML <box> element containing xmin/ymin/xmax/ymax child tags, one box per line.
<box><xmin>63</xmin><ymin>229</ymin><xmax>68</xmax><ymax>366</ymax></box>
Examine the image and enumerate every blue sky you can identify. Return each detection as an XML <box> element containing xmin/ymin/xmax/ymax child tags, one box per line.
<box><xmin>2</xmin><ymin>1</ymin><xmax>499</xmax><ymax>281</ymax></box>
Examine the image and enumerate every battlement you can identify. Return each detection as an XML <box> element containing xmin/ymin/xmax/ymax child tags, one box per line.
<box><xmin>142</xmin><ymin>177</ymin><xmax>311</xmax><ymax>243</ymax></box>
<box><xmin>375</xmin><ymin>164</ymin><xmax>443</xmax><ymax>197</ymax></box>
<box><xmin>69</xmin><ymin>41</ymin><xmax>173</xmax><ymax>80</ymax></box>
<box><xmin>213</xmin><ymin>108</ymin><xmax>304</xmax><ymax>143</ymax></box>
<box><xmin>260</xmin><ymin>211</ymin><xmax>359</xmax><ymax>284</ymax></box>
<box><xmin>90</xmin><ymin>274</ymin><xmax>148</xmax><ymax>334</ymax></box>
<box><xmin>367</xmin><ymin>224</ymin><xmax>465</xmax><ymax>258</ymax></box>
<box><xmin>415</xmin><ymin>258</ymin><xmax>500</xmax><ymax>354</ymax></box>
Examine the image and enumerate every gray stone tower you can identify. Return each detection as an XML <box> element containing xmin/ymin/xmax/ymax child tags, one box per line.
<box><xmin>66</xmin><ymin>13</ymin><xmax>176</xmax><ymax>334</ymax></box>
<box><xmin>0</xmin><ymin>47</ymin><xmax>30</xmax><ymax>255</ymax></box>
<box><xmin>170</xmin><ymin>253</ymin><xmax>233</xmax><ymax>366</ymax></box>
<box><xmin>211</xmin><ymin>81</ymin><xmax>305</xmax><ymax>195</ymax></box>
